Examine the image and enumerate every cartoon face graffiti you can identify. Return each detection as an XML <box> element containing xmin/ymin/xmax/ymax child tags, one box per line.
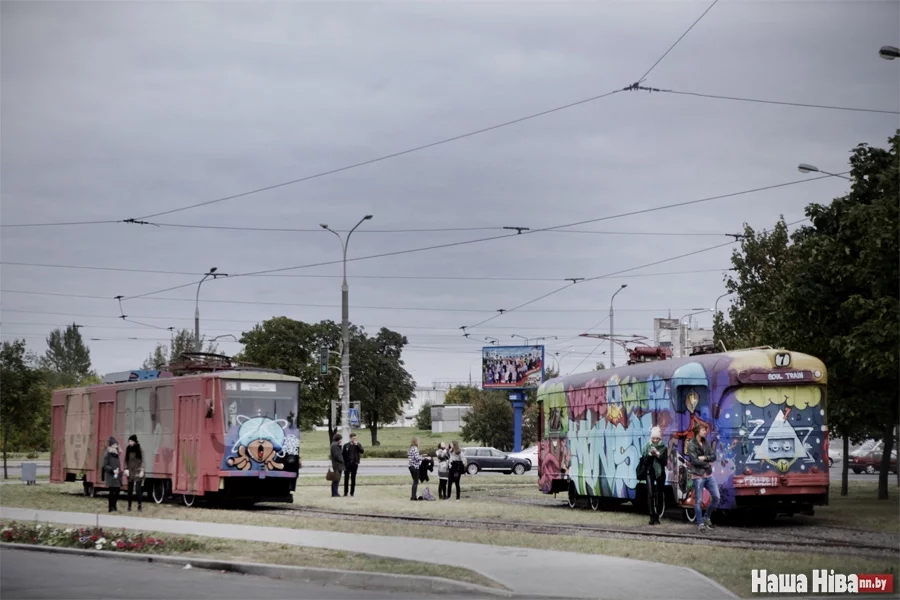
<box><xmin>227</xmin><ymin>416</ymin><xmax>288</xmax><ymax>471</ymax></box>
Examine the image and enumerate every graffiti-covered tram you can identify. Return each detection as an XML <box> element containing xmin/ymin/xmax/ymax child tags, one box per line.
<box><xmin>536</xmin><ymin>348</ymin><xmax>830</xmax><ymax>520</ymax></box>
<box><xmin>50</xmin><ymin>359</ymin><xmax>301</xmax><ymax>506</ymax></box>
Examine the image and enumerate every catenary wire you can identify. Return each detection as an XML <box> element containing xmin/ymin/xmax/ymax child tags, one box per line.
<box><xmin>131</xmin><ymin>89</ymin><xmax>625</xmax><ymax>220</ymax></box>
<box><xmin>636</xmin><ymin>0</ymin><xmax>720</xmax><ymax>84</ymax></box>
<box><xmin>643</xmin><ymin>88</ymin><xmax>900</xmax><ymax>115</ymax></box>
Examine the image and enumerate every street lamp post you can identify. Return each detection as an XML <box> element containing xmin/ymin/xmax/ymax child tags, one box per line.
<box><xmin>321</xmin><ymin>215</ymin><xmax>374</xmax><ymax>441</ymax></box>
<box><xmin>511</xmin><ymin>334</ymin><xmax>530</xmax><ymax>345</ymax></box>
<box><xmin>797</xmin><ymin>164</ymin><xmax>852</xmax><ymax>181</ymax></box>
<box><xmin>714</xmin><ymin>292</ymin><xmax>732</xmax><ymax>318</ymax></box>
<box><xmin>195</xmin><ymin>267</ymin><xmax>225</xmax><ymax>352</ymax></box>
<box><xmin>679</xmin><ymin>308</ymin><xmax>712</xmax><ymax>358</ymax></box>
<box><xmin>609</xmin><ymin>285</ymin><xmax>628</xmax><ymax>367</ymax></box>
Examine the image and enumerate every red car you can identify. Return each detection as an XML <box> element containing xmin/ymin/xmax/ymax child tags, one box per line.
<box><xmin>851</xmin><ymin>447</ymin><xmax>898</xmax><ymax>474</ymax></box>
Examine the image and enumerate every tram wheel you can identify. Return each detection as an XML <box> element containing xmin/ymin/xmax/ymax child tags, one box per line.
<box><xmin>589</xmin><ymin>496</ymin><xmax>601</xmax><ymax>511</ymax></box>
<box><xmin>567</xmin><ymin>484</ymin><xmax>578</xmax><ymax>509</ymax></box>
<box><xmin>83</xmin><ymin>481</ymin><xmax>94</xmax><ymax>497</ymax></box>
<box><xmin>182</xmin><ymin>493</ymin><xmax>196</xmax><ymax>507</ymax></box>
<box><xmin>152</xmin><ymin>480</ymin><xmax>167</xmax><ymax>504</ymax></box>
<box><xmin>683</xmin><ymin>507</ymin><xmax>697</xmax><ymax>523</ymax></box>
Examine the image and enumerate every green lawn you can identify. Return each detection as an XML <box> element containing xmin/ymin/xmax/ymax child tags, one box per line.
<box><xmin>2</xmin><ymin>480</ymin><xmax>896</xmax><ymax>598</ymax></box>
<box><xmin>0</xmin><ymin>519</ymin><xmax>500</xmax><ymax>590</ymax></box>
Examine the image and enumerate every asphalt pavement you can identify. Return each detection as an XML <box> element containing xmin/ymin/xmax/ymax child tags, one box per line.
<box><xmin>0</xmin><ymin>547</ymin><xmax>436</xmax><ymax>600</ymax></box>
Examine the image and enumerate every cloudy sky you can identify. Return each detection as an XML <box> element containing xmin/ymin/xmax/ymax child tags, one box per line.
<box><xmin>2</xmin><ymin>1</ymin><xmax>897</xmax><ymax>387</ymax></box>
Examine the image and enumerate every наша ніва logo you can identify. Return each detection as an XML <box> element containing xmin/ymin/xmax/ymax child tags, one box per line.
<box><xmin>752</xmin><ymin>570</ymin><xmax>893</xmax><ymax>594</ymax></box>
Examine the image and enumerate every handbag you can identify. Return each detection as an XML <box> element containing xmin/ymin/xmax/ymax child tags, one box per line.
<box><xmin>326</xmin><ymin>468</ymin><xmax>340</xmax><ymax>482</ymax></box>
<box><xmin>636</xmin><ymin>456</ymin><xmax>649</xmax><ymax>481</ymax></box>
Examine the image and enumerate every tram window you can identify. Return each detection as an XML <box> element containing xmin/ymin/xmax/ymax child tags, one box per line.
<box><xmin>675</xmin><ymin>387</ymin><xmax>708</xmax><ymax>413</ymax></box>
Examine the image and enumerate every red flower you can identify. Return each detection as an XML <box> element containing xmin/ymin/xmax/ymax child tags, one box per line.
<box><xmin>31</xmin><ymin>537</ymin><xmax>36</xmax><ymax>543</ymax></box>
<box><xmin>157</xmin><ymin>539</ymin><xmax>164</xmax><ymax>546</ymax></box>
<box><xmin>116</xmin><ymin>541</ymin><xmax>125</xmax><ymax>549</ymax></box>
<box><xmin>147</xmin><ymin>537</ymin><xmax>155</xmax><ymax>544</ymax></box>
<box><xmin>90</xmin><ymin>535</ymin><xmax>98</xmax><ymax>542</ymax></box>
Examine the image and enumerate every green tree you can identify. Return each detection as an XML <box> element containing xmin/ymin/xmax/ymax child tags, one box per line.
<box><xmin>352</xmin><ymin>328</ymin><xmax>416</xmax><ymax>446</ymax></box>
<box><xmin>594</xmin><ymin>362</ymin><xmax>606</xmax><ymax>371</ymax></box>
<box><xmin>1</xmin><ymin>340</ymin><xmax>51</xmax><ymax>478</ymax></box>
<box><xmin>445</xmin><ymin>385</ymin><xmax>481</xmax><ymax>405</ymax></box>
<box><xmin>42</xmin><ymin>324</ymin><xmax>95</xmax><ymax>388</ymax></box>
<box><xmin>415</xmin><ymin>402</ymin><xmax>432</xmax><ymax>430</ymax></box>
<box><xmin>716</xmin><ymin>131</ymin><xmax>899</xmax><ymax>499</ymax></box>
<box><xmin>461</xmin><ymin>391</ymin><xmax>514</xmax><ymax>451</ymax></box>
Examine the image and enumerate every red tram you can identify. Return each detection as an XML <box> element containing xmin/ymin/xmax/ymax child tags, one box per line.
<box><xmin>50</xmin><ymin>354</ymin><xmax>301</xmax><ymax>506</ymax></box>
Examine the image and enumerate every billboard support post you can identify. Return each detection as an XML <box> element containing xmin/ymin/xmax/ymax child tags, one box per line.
<box><xmin>509</xmin><ymin>391</ymin><xmax>526</xmax><ymax>452</ymax></box>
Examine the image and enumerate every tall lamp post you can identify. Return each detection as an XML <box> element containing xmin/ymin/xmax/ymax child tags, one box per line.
<box><xmin>679</xmin><ymin>308</ymin><xmax>712</xmax><ymax>358</ymax></box>
<box><xmin>714</xmin><ymin>292</ymin><xmax>732</xmax><ymax>318</ymax></box>
<box><xmin>321</xmin><ymin>215</ymin><xmax>373</xmax><ymax>441</ymax></box>
<box><xmin>195</xmin><ymin>267</ymin><xmax>226</xmax><ymax>352</ymax></box>
<box><xmin>609</xmin><ymin>285</ymin><xmax>628</xmax><ymax>367</ymax></box>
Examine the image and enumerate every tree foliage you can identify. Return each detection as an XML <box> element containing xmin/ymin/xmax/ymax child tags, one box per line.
<box><xmin>461</xmin><ymin>391</ymin><xmax>515</xmax><ymax>451</ymax></box>
<box><xmin>141</xmin><ymin>329</ymin><xmax>220</xmax><ymax>370</ymax></box>
<box><xmin>715</xmin><ymin>131</ymin><xmax>899</xmax><ymax>499</ymax></box>
<box><xmin>445</xmin><ymin>385</ymin><xmax>481</xmax><ymax>405</ymax></box>
<box><xmin>1</xmin><ymin>340</ymin><xmax>51</xmax><ymax>477</ymax></box>
<box><xmin>415</xmin><ymin>402</ymin><xmax>432</xmax><ymax>431</ymax></box>
<box><xmin>42</xmin><ymin>324</ymin><xmax>95</xmax><ymax>388</ymax></box>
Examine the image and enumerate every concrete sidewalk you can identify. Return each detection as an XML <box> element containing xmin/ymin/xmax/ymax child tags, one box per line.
<box><xmin>0</xmin><ymin>507</ymin><xmax>734</xmax><ymax>599</ymax></box>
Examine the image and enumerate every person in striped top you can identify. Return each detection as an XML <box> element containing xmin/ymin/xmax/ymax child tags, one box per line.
<box><xmin>408</xmin><ymin>437</ymin><xmax>424</xmax><ymax>501</ymax></box>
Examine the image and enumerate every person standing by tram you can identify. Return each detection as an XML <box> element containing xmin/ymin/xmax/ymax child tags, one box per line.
<box><xmin>642</xmin><ymin>426</ymin><xmax>668</xmax><ymax>525</ymax></box>
<box><xmin>688</xmin><ymin>422</ymin><xmax>720</xmax><ymax>531</ymax></box>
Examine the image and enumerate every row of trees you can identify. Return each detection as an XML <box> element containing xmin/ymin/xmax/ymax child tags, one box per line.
<box><xmin>715</xmin><ymin>131</ymin><xmax>898</xmax><ymax>499</ymax></box>
<box><xmin>236</xmin><ymin>317</ymin><xmax>415</xmax><ymax>446</ymax></box>
<box><xmin>0</xmin><ymin>324</ymin><xmax>103</xmax><ymax>477</ymax></box>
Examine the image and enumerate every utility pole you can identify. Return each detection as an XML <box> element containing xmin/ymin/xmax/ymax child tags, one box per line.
<box><xmin>194</xmin><ymin>267</ymin><xmax>225</xmax><ymax>352</ymax></box>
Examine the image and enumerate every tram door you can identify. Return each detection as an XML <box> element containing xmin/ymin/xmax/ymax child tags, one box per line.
<box><xmin>673</xmin><ymin>384</ymin><xmax>711</xmax><ymax>507</ymax></box>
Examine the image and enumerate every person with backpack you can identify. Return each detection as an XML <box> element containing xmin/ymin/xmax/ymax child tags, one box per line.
<box><xmin>447</xmin><ymin>441</ymin><xmax>466</xmax><ymax>501</ymax></box>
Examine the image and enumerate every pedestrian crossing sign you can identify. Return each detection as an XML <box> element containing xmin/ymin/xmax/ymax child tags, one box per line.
<box><xmin>348</xmin><ymin>408</ymin><xmax>360</xmax><ymax>427</ymax></box>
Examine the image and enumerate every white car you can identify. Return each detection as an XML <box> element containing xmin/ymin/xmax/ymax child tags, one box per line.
<box><xmin>507</xmin><ymin>445</ymin><xmax>538</xmax><ymax>467</ymax></box>
<box><xmin>827</xmin><ymin>448</ymin><xmax>842</xmax><ymax>467</ymax></box>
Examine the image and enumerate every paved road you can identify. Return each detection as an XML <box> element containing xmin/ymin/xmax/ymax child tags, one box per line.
<box><xmin>0</xmin><ymin>547</ymin><xmax>435</xmax><ymax>600</ymax></box>
<box><xmin>0</xmin><ymin>507</ymin><xmax>735</xmax><ymax>599</ymax></box>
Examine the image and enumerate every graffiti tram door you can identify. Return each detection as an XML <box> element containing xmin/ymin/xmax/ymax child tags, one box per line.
<box><xmin>670</xmin><ymin>363</ymin><xmax>712</xmax><ymax>511</ymax></box>
<box><xmin>50</xmin><ymin>405</ymin><xmax>65</xmax><ymax>482</ymax></box>
<box><xmin>96</xmin><ymin>401</ymin><xmax>115</xmax><ymax>485</ymax></box>
<box><xmin>175</xmin><ymin>394</ymin><xmax>203</xmax><ymax>504</ymax></box>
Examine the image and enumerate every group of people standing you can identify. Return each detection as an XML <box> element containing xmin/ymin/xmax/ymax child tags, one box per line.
<box><xmin>408</xmin><ymin>438</ymin><xmax>465</xmax><ymax>501</ymax></box>
<box><xmin>329</xmin><ymin>432</ymin><xmax>365</xmax><ymax>497</ymax></box>
<box><xmin>100</xmin><ymin>435</ymin><xmax>145</xmax><ymax>512</ymax></box>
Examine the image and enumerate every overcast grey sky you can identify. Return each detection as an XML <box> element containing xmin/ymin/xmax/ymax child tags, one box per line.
<box><xmin>2</xmin><ymin>0</ymin><xmax>898</xmax><ymax>386</ymax></box>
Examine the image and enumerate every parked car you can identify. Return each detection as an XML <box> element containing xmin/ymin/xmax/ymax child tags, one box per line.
<box><xmin>851</xmin><ymin>449</ymin><xmax>898</xmax><ymax>475</ymax></box>
<box><xmin>827</xmin><ymin>448</ymin><xmax>842</xmax><ymax>467</ymax></box>
<box><xmin>507</xmin><ymin>445</ymin><xmax>538</xmax><ymax>467</ymax></box>
<box><xmin>463</xmin><ymin>447</ymin><xmax>532</xmax><ymax>475</ymax></box>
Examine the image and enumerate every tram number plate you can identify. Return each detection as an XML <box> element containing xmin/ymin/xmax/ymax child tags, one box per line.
<box><xmin>737</xmin><ymin>476</ymin><xmax>779</xmax><ymax>487</ymax></box>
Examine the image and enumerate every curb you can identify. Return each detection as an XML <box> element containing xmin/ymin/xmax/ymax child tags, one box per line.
<box><xmin>673</xmin><ymin>564</ymin><xmax>739</xmax><ymax>599</ymax></box>
<box><xmin>0</xmin><ymin>543</ymin><xmax>513</xmax><ymax>597</ymax></box>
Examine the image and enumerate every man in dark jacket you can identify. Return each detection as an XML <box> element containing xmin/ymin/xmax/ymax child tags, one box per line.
<box><xmin>101</xmin><ymin>437</ymin><xmax>123</xmax><ymax>512</ymax></box>
<box><xmin>342</xmin><ymin>433</ymin><xmax>364</xmax><ymax>497</ymax></box>
<box><xmin>330</xmin><ymin>434</ymin><xmax>345</xmax><ymax>498</ymax></box>
<box><xmin>687</xmin><ymin>423</ymin><xmax>720</xmax><ymax>531</ymax></box>
<box><xmin>124</xmin><ymin>434</ymin><xmax>144</xmax><ymax>512</ymax></box>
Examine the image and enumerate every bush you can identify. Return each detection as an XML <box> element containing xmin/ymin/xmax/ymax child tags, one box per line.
<box><xmin>415</xmin><ymin>403</ymin><xmax>432</xmax><ymax>431</ymax></box>
<box><xmin>0</xmin><ymin>522</ymin><xmax>204</xmax><ymax>554</ymax></box>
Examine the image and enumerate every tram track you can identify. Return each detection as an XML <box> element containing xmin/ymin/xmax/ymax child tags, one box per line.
<box><xmin>260</xmin><ymin>505</ymin><xmax>899</xmax><ymax>558</ymax></box>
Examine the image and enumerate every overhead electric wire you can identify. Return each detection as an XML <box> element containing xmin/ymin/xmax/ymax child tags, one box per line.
<box><xmin>462</xmin><ymin>238</ymin><xmax>738</xmax><ymax>331</ymax></box>
<box><xmin>646</xmin><ymin>88</ymin><xmax>900</xmax><ymax>115</ymax></box>
<box><xmin>0</xmin><ymin>219</ymin><xmax>121</xmax><ymax>228</ymax></box>
<box><xmin>636</xmin><ymin>0</ymin><xmax>720</xmax><ymax>84</ymax></box>
<box><xmin>130</xmin><ymin>89</ymin><xmax>625</xmax><ymax>220</ymax></box>
<box><xmin>0</xmin><ymin>263</ymin><xmax>730</xmax><ymax>282</ymax></box>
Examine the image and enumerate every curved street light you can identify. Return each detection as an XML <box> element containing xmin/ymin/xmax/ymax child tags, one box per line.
<box><xmin>321</xmin><ymin>215</ymin><xmax>374</xmax><ymax>441</ymax></box>
<box><xmin>679</xmin><ymin>308</ymin><xmax>713</xmax><ymax>358</ymax></box>
<box><xmin>714</xmin><ymin>292</ymin><xmax>733</xmax><ymax>317</ymax></box>
<box><xmin>798</xmin><ymin>163</ymin><xmax>852</xmax><ymax>181</ymax></box>
<box><xmin>195</xmin><ymin>267</ymin><xmax>227</xmax><ymax>352</ymax></box>
<box><xmin>609</xmin><ymin>285</ymin><xmax>628</xmax><ymax>367</ymax></box>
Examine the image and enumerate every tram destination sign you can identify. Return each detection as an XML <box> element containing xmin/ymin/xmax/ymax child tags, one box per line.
<box><xmin>738</xmin><ymin>370</ymin><xmax>815</xmax><ymax>384</ymax></box>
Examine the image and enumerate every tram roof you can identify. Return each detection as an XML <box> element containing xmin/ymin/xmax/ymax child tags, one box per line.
<box><xmin>540</xmin><ymin>347</ymin><xmax>827</xmax><ymax>391</ymax></box>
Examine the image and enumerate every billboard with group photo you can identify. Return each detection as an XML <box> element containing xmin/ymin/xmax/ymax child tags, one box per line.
<box><xmin>482</xmin><ymin>345</ymin><xmax>545</xmax><ymax>390</ymax></box>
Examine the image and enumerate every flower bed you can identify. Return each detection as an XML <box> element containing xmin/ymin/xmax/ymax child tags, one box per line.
<box><xmin>1</xmin><ymin>521</ymin><xmax>205</xmax><ymax>553</ymax></box>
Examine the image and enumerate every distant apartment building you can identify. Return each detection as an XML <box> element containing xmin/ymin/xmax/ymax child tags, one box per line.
<box><xmin>654</xmin><ymin>317</ymin><xmax>714</xmax><ymax>358</ymax></box>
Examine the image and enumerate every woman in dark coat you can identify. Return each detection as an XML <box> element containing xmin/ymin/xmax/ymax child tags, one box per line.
<box><xmin>330</xmin><ymin>433</ymin><xmax>345</xmax><ymax>498</ymax></box>
<box><xmin>101</xmin><ymin>437</ymin><xmax>123</xmax><ymax>512</ymax></box>
<box><xmin>124</xmin><ymin>434</ymin><xmax>144</xmax><ymax>512</ymax></box>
